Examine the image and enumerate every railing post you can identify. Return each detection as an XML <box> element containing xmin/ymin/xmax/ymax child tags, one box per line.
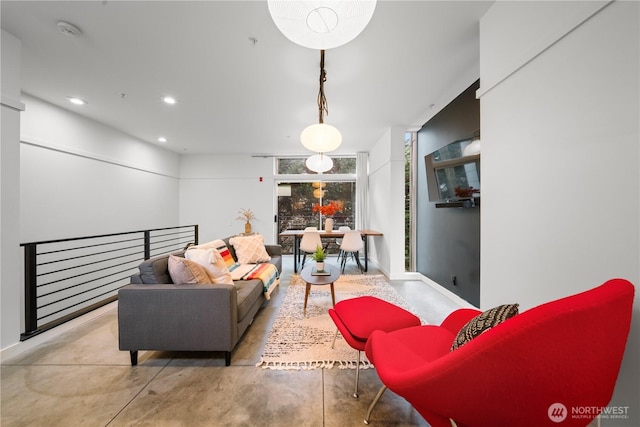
<box><xmin>194</xmin><ymin>224</ymin><xmax>199</xmax><ymax>245</ymax></box>
<box><xmin>143</xmin><ymin>230</ymin><xmax>151</xmax><ymax>260</ymax></box>
<box><xmin>22</xmin><ymin>243</ymin><xmax>38</xmax><ymax>339</ymax></box>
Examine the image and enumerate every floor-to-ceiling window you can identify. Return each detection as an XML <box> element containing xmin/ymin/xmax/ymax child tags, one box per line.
<box><xmin>276</xmin><ymin>157</ymin><xmax>356</xmax><ymax>255</ymax></box>
<box><xmin>405</xmin><ymin>131</ymin><xmax>416</xmax><ymax>271</ymax></box>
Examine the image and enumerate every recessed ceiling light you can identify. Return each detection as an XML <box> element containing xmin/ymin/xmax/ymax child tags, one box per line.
<box><xmin>162</xmin><ymin>96</ymin><xmax>176</xmax><ymax>105</ymax></box>
<box><xmin>158</xmin><ymin>137</ymin><xmax>167</xmax><ymax>143</ymax></box>
<box><xmin>66</xmin><ymin>97</ymin><xmax>87</xmax><ymax>105</ymax></box>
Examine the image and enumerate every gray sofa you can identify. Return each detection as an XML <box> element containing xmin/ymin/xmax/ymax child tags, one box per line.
<box><xmin>118</xmin><ymin>236</ymin><xmax>282</xmax><ymax>366</ymax></box>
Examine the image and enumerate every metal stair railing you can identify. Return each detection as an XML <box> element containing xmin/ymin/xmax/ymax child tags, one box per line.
<box><xmin>20</xmin><ymin>225</ymin><xmax>198</xmax><ymax>340</ymax></box>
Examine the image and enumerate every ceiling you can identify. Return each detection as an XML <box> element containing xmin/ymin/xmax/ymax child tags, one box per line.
<box><xmin>1</xmin><ymin>1</ymin><xmax>492</xmax><ymax>156</ymax></box>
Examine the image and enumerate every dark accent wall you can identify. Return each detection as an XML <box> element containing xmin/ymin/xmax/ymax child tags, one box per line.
<box><xmin>416</xmin><ymin>80</ymin><xmax>480</xmax><ymax>306</ymax></box>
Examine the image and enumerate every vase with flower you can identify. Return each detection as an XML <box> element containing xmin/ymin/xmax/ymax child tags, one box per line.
<box><xmin>236</xmin><ymin>208</ymin><xmax>256</xmax><ymax>234</ymax></box>
<box><xmin>312</xmin><ymin>200</ymin><xmax>342</xmax><ymax>232</ymax></box>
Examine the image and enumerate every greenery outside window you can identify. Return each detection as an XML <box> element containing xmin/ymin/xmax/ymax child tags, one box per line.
<box><xmin>405</xmin><ymin>132</ymin><xmax>416</xmax><ymax>271</ymax></box>
<box><xmin>277</xmin><ymin>157</ymin><xmax>356</xmax><ymax>174</ymax></box>
<box><xmin>276</xmin><ymin>156</ymin><xmax>356</xmax><ymax>255</ymax></box>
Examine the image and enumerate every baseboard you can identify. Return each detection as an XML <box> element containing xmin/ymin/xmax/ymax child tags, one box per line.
<box><xmin>0</xmin><ymin>301</ymin><xmax>118</xmax><ymax>362</ymax></box>
<box><xmin>378</xmin><ymin>264</ymin><xmax>477</xmax><ymax>309</ymax></box>
<box><xmin>419</xmin><ymin>275</ymin><xmax>477</xmax><ymax>309</ymax></box>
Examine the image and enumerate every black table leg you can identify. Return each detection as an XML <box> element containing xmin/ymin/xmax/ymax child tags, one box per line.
<box><xmin>363</xmin><ymin>235</ymin><xmax>368</xmax><ymax>272</ymax></box>
<box><xmin>294</xmin><ymin>235</ymin><xmax>301</xmax><ymax>273</ymax></box>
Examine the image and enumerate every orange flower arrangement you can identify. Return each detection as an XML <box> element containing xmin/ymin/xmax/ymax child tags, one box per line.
<box><xmin>312</xmin><ymin>200</ymin><xmax>342</xmax><ymax>216</ymax></box>
<box><xmin>454</xmin><ymin>186</ymin><xmax>480</xmax><ymax>198</ymax></box>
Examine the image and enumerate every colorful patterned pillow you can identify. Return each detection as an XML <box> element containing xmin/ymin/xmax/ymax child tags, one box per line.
<box><xmin>184</xmin><ymin>247</ymin><xmax>234</xmax><ymax>285</ymax></box>
<box><xmin>193</xmin><ymin>239</ymin><xmax>236</xmax><ymax>268</ymax></box>
<box><xmin>450</xmin><ymin>303</ymin><xmax>519</xmax><ymax>351</ymax></box>
<box><xmin>167</xmin><ymin>255</ymin><xmax>211</xmax><ymax>284</ymax></box>
<box><xmin>229</xmin><ymin>234</ymin><xmax>271</xmax><ymax>264</ymax></box>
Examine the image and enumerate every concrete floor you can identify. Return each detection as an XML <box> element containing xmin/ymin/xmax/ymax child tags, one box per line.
<box><xmin>1</xmin><ymin>256</ymin><xmax>463</xmax><ymax>427</ymax></box>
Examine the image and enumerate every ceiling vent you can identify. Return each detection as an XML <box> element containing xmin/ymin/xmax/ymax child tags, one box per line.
<box><xmin>57</xmin><ymin>21</ymin><xmax>82</xmax><ymax>37</ymax></box>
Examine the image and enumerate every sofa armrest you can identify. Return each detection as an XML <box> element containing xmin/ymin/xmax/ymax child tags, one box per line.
<box><xmin>118</xmin><ymin>283</ymin><xmax>238</xmax><ymax>354</ymax></box>
<box><xmin>265</xmin><ymin>244</ymin><xmax>282</xmax><ymax>256</ymax></box>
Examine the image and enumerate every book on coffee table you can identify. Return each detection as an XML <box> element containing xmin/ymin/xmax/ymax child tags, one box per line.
<box><xmin>311</xmin><ymin>268</ymin><xmax>331</xmax><ymax>276</ymax></box>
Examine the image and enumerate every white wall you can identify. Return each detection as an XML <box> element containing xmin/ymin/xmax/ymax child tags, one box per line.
<box><xmin>1</xmin><ymin>29</ymin><xmax>26</xmax><ymax>350</ymax></box>
<box><xmin>20</xmin><ymin>94</ymin><xmax>181</xmax><ymax>241</ymax></box>
<box><xmin>179</xmin><ymin>154</ymin><xmax>276</xmax><ymax>244</ymax></box>
<box><xmin>479</xmin><ymin>1</ymin><xmax>639</xmax><ymax>423</ymax></box>
<box><xmin>368</xmin><ymin>126</ymin><xmax>407</xmax><ymax>279</ymax></box>
<box><xmin>0</xmin><ymin>93</ymin><xmax>182</xmax><ymax>351</ymax></box>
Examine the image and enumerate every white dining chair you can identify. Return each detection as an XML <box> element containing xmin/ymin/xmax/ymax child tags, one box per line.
<box><xmin>299</xmin><ymin>230</ymin><xmax>323</xmax><ymax>268</ymax></box>
<box><xmin>339</xmin><ymin>230</ymin><xmax>364</xmax><ymax>273</ymax></box>
<box><xmin>335</xmin><ymin>226</ymin><xmax>351</xmax><ymax>264</ymax></box>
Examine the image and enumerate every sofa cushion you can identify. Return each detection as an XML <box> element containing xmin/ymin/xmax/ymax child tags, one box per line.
<box><xmin>451</xmin><ymin>303</ymin><xmax>519</xmax><ymax>351</ymax></box>
<box><xmin>168</xmin><ymin>255</ymin><xmax>212</xmax><ymax>284</ymax></box>
<box><xmin>235</xmin><ymin>279</ymin><xmax>264</xmax><ymax>321</ymax></box>
<box><xmin>184</xmin><ymin>247</ymin><xmax>234</xmax><ymax>285</ymax></box>
<box><xmin>138</xmin><ymin>255</ymin><xmax>173</xmax><ymax>284</ymax></box>
<box><xmin>229</xmin><ymin>234</ymin><xmax>271</xmax><ymax>264</ymax></box>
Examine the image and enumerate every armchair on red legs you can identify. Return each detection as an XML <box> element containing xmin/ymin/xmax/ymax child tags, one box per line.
<box><xmin>365</xmin><ymin>279</ymin><xmax>635</xmax><ymax>427</ymax></box>
<box><xmin>328</xmin><ymin>296</ymin><xmax>422</xmax><ymax>399</ymax></box>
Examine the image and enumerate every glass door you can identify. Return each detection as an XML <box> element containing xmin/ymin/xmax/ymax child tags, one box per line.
<box><xmin>277</xmin><ymin>181</ymin><xmax>355</xmax><ymax>255</ymax></box>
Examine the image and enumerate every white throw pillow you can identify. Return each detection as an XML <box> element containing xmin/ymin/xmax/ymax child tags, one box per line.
<box><xmin>229</xmin><ymin>234</ymin><xmax>271</xmax><ymax>264</ymax></box>
<box><xmin>184</xmin><ymin>247</ymin><xmax>234</xmax><ymax>285</ymax></box>
<box><xmin>191</xmin><ymin>239</ymin><xmax>221</xmax><ymax>251</ymax></box>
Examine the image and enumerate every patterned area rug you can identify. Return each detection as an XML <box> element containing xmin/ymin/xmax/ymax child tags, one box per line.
<box><xmin>256</xmin><ymin>274</ymin><xmax>424</xmax><ymax>370</ymax></box>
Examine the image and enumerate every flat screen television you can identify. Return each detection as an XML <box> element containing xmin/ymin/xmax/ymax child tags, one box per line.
<box><xmin>425</xmin><ymin>136</ymin><xmax>480</xmax><ymax>206</ymax></box>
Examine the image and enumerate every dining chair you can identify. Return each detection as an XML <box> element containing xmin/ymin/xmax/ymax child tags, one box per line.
<box><xmin>339</xmin><ymin>230</ymin><xmax>364</xmax><ymax>273</ymax></box>
<box><xmin>299</xmin><ymin>230</ymin><xmax>323</xmax><ymax>268</ymax></box>
<box><xmin>335</xmin><ymin>226</ymin><xmax>351</xmax><ymax>264</ymax></box>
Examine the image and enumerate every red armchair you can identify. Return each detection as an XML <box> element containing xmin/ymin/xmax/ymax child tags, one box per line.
<box><xmin>365</xmin><ymin>279</ymin><xmax>635</xmax><ymax>427</ymax></box>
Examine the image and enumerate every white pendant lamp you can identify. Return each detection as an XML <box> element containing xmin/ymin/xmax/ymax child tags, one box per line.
<box><xmin>463</xmin><ymin>135</ymin><xmax>481</xmax><ymax>156</ymax></box>
<box><xmin>300</xmin><ymin>49</ymin><xmax>342</xmax><ymax>153</ymax></box>
<box><xmin>267</xmin><ymin>0</ymin><xmax>377</xmax><ymax>50</ymax></box>
<box><xmin>313</xmin><ymin>188</ymin><xmax>326</xmax><ymax>199</ymax></box>
<box><xmin>306</xmin><ymin>153</ymin><xmax>334</xmax><ymax>172</ymax></box>
<box><xmin>301</xmin><ymin>124</ymin><xmax>341</xmax><ymax>153</ymax></box>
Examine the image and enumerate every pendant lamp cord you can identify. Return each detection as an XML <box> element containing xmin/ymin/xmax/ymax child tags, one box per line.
<box><xmin>318</xmin><ymin>49</ymin><xmax>328</xmax><ymax>124</ymax></box>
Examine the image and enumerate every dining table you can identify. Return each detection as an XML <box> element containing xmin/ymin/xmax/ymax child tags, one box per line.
<box><xmin>279</xmin><ymin>229</ymin><xmax>383</xmax><ymax>273</ymax></box>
